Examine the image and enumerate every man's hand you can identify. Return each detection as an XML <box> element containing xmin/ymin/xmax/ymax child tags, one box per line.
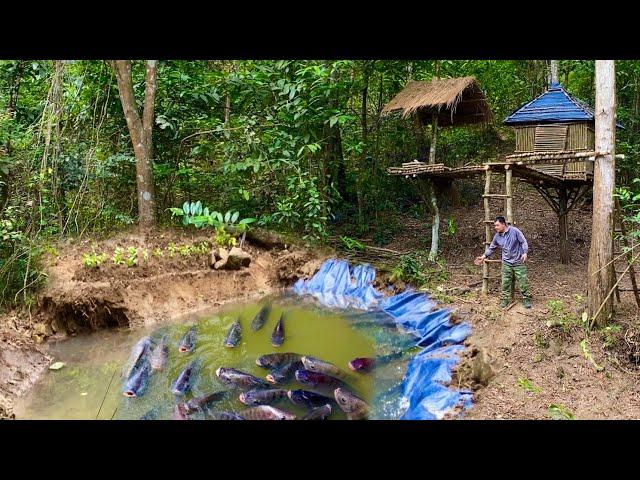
<box><xmin>474</xmin><ymin>255</ymin><xmax>485</xmax><ymax>266</ymax></box>
<box><xmin>522</xmin><ymin>253</ymin><xmax>528</xmax><ymax>263</ymax></box>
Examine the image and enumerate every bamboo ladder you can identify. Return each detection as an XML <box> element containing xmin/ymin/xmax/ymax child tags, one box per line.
<box><xmin>482</xmin><ymin>163</ymin><xmax>515</xmax><ymax>298</ymax></box>
<box><xmin>612</xmin><ymin>197</ymin><xmax>640</xmax><ymax>307</ymax></box>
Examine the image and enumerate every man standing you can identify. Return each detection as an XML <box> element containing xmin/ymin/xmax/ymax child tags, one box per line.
<box><xmin>474</xmin><ymin>216</ymin><xmax>532</xmax><ymax>309</ymax></box>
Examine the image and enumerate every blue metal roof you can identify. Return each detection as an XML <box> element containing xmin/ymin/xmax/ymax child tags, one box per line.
<box><xmin>504</xmin><ymin>82</ymin><xmax>595</xmax><ymax>125</ymax></box>
<box><xmin>504</xmin><ymin>82</ymin><xmax>623</xmax><ymax>128</ymax></box>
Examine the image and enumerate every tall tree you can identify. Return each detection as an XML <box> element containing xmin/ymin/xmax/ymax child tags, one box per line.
<box><xmin>111</xmin><ymin>60</ymin><xmax>158</xmax><ymax>231</ymax></box>
<box><xmin>588</xmin><ymin>60</ymin><xmax>616</xmax><ymax>326</ymax></box>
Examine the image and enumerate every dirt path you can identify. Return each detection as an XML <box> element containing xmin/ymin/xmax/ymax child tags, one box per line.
<box><xmin>0</xmin><ymin>228</ymin><xmax>325</xmax><ymax>418</ymax></box>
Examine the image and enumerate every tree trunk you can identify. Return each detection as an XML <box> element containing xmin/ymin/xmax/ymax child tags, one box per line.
<box><xmin>550</xmin><ymin>60</ymin><xmax>559</xmax><ymax>84</ymax></box>
<box><xmin>428</xmin><ymin>61</ymin><xmax>441</xmax><ymax>261</ymax></box>
<box><xmin>356</xmin><ymin>61</ymin><xmax>370</xmax><ymax>225</ymax></box>
<box><xmin>112</xmin><ymin>60</ymin><xmax>157</xmax><ymax>232</ymax></box>
<box><xmin>587</xmin><ymin>60</ymin><xmax>616</xmax><ymax>326</ymax></box>
<box><xmin>323</xmin><ymin>62</ymin><xmax>347</xmax><ymax>202</ymax></box>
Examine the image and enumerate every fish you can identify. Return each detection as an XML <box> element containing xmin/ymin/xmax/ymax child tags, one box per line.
<box><xmin>122</xmin><ymin>361</ymin><xmax>151</xmax><ymax>397</ymax></box>
<box><xmin>207</xmin><ymin>411</ymin><xmax>245</xmax><ymax>420</ymax></box>
<box><xmin>216</xmin><ymin>367</ymin><xmax>271</xmax><ymax>390</ymax></box>
<box><xmin>301</xmin><ymin>355</ymin><xmax>349</xmax><ymax>379</ymax></box>
<box><xmin>266</xmin><ymin>360</ymin><xmax>303</xmax><ymax>384</ymax></box>
<box><xmin>250</xmin><ymin>304</ymin><xmax>271</xmax><ymax>331</ymax></box>
<box><xmin>270</xmin><ymin>313</ymin><xmax>285</xmax><ymax>347</ymax></box>
<box><xmin>171</xmin><ymin>361</ymin><xmax>197</xmax><ymax>396</ymax></box>
<box><xmin>287</xmin><ymin>389</ymin><xmax>334</xmax><ymax>409</ymax></box>
<box><xmin>294</xmin><ymin>369</ymin><xmax>347</xmax><ymax>390</ymax></box>
<box><xmin>178</xmin><ymin>326</ymin><xmax>197</xmax><ymax>353</ymax></box>
<box><xmin>334</xmin><ymin>387</ymin><xmax>369</xmax><ymax>420</ymax></box>
<box><xmin>172</xmin><ymin>403</ymin><xmax>190</xmax><ymax>420</ymax></box>
<box><xmin>224</xmin><ymin>319</ymin><xmax>242</xmax><ymax>348</ymax></box>
<box><xmin>240</xmin><ymin>405</ymin><xmax>296</xmax><ymax>420</ymax></box>
<box><xmin>256</xmin><ymin>352</ymin><xmax>302</xmax><ymax>369</ymax></box>
<box><xmin>239</xmin><ymin>388</ymin><xmax>288</xmax><ymax>406</ymax></box>
<box><xmin>149</xmin><ymin>336</ymin><xmax>169</xmax><ymax>370</ymax></box>
<box><xmin>302</xmin><ymin>404</ymin><xmax>332</xmax><ymax>420</ymax></box>
<box><xmin>183</xmin><ymin>391</ymin><xmax>228</xmax><ymax>414</ymax></box>
<box><xmin>348</xmin><ymin>351</ymin><xmax>405</xmax><ymax>373</ymax></box>
<box><xmin>124</xmin><ymin>336</ymin><xmax>154</xmax><ymax>378</ymax></box>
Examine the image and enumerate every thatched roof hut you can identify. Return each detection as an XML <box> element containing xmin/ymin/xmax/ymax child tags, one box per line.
<box><xmin>381</xmin><ymin>76</ymin><xmax>492</xmax><ymax>127</ymax></box>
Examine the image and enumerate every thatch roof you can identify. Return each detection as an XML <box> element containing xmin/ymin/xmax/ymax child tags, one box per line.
<box><xmin>381</xmin><ymin>77</ymin><xmax>492</xmax><ymax>127</ymax></box>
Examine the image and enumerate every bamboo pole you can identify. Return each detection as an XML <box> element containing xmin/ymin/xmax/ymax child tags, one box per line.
<box><xmin>482</xmin><ymin>167</ymin><xmax>492</xmax><ymax>295</ymax></box>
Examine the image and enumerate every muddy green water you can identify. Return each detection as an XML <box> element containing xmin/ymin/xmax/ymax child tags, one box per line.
<box><xmin>15</xmin><ymin>297</ymin><xmax>416</xmax><ymax>420</ymax></box>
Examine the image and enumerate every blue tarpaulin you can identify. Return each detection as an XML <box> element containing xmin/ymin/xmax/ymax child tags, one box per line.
<box><xmin>293</xmin><ymin>258</ymin><xmax>473</xmax><ymax>420</ymax></box>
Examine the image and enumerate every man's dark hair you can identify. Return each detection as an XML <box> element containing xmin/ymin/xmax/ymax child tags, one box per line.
<box><xmin>495</xmin><ymin>216</ymin><xmax>507</xmax><ymax>224</ymax></box>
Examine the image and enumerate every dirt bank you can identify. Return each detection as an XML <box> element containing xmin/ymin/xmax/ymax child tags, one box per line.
<box><xmin>0</xmin><ymin>227</ymin><xmax>326</xmax><ymax>418</ymax></box>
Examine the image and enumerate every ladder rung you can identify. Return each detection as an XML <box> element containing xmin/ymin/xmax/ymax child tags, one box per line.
<box><xmin>483</xmin><ymin>276</ymin><xmax>501</xmax><ymax>280</ymax></box>
<box><xmin>482</xmin><ymin>194</ymin><xmax>511</xmax><ymax>198</ymax></box>
<box><xmin>617</xmin><ymin>288</ymin><xmax>639</xmax><ymax>292</ymax></box>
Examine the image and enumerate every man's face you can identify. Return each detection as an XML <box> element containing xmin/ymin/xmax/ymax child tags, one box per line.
<box><xmin>494</xmin><ymin>221</ymin><xmax>507</xmax><ymax>233</ymax></box>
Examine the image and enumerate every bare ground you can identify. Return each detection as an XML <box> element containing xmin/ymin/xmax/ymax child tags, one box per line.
<box><xmin>0</xmin><ymin>228</ymin><xmax>326</xmax><ymax>418</ymax></box>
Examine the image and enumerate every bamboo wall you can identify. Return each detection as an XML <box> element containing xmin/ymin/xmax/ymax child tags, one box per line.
<box><xmin>515</xmin><ymin>122</ymin><xmax>594</xmax><ymax>152</ymax></box>
<box><xmin>513</xmin><ymin>122</ymin><xmax>595</xmax><ymax>176</ymax></box>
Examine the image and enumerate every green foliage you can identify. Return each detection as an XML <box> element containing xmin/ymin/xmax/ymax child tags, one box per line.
<box><xmin>214</xmin><ymin>226</ymin><xmax>237</xmax><ymax>248</ymax></box>
<box><xmin>601</xmin><ymin>324</ymin><xmax>622</xmax><ymax>350</ymax></box>
<box><xmin>516</xmin><ymin>377</ymin><xmax>541</xmax><ymax>394</ymax></box>
<box><xmin>152</xmin><ymin>247</ymin><xmax>164</xmax><ymax>258</ymax></box>
<box><xmin>82</xmin><ymin>252</ymin><xmax>107</xmax><ymax>268</ymax></box>
<box><xmin>545</xmin><ymin>299</ymin><xmax>583</xmax><ymax>333</ymax></box>
<box><xmin>125</xmin><ymin>247</ymin><xmax>138</xmax><ymax>267</ymax></box>
<box><xmin>340</xmin><ymin>235</ymin><xmax>365</xmax><ymax>252</ymax></box>
<box><xmin>443</xmin><ymin>218</ymin><xmax>457</xmax><ymax>237</ymax></box>
<box><xmin>112</xmin><ymin>247</ymin><xmax>126</xmax><ymax>266</ymax></box>
<box><xmin>548</xmin><ymin>404</ymin><xmax>575</xmax><ymax>420</ymax></box>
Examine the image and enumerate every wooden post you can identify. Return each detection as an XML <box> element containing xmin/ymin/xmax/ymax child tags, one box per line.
<box><xmin>550</xmin><ymin>60</ymin><xmax>559</xmax><ymax>84</ymax></box>
<box><xmin>505</xmin><ymin>165</ymin><xmax>515</xmax><ymax>301</ymax></box>
<box><xmin>587</xmin><ymin>60</ymin><xmax>616</xmax><ymax>326</ymax></box>
<box><xmin>482</xmin><ymin>166</ymin><xmax>492</xmax><ymax>295</ymax></box>
<box><xmin>558</xmin><ymin>187</ymin><xmax>570</xmax><ymax>264</ymax></box>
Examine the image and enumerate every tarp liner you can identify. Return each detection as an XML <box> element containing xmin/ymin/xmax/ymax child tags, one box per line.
<box><xmin>293</xmin><ymin>258</ymin><xmax>473</xmax><ymax>419</ymax></box>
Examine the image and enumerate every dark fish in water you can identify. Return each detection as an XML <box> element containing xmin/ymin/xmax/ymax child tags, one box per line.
<box><xmin>240</xmin><ymin>405</ymin><xmax>296</xmax><ymax>420</ymax></box>
<box><xmin>216</xmin><ymin>367</ymin><xmax>271</xmax><ymax>390</ymax></box>
<box><xmin>173</xmin><ymin>403</ymin><xmax>190</xmax><ymax>420</ymax></box>
<box><xmin>178</xmin><ymin>326</ymin><xmax>197</xmax><ymax>353</ymax></box>
<box><xmin>183</xmin><ymin>391</ymin><xmax>228</xmax><ymax>414</ymax></box>
<box><xmin>239</xmin><ymin>388</ymin><xmax>288</xmax><ymax>406</ymax></box>
<box><xmin>149</xmin><ymin>336</ymin><xmax>169</xmax><ymax>370</ymax></box>
<box><xmin>287</xmin><ymin>389</ymin><xmax>334</xmax><ymax>409</ymax></box>
<box><xmin>124</xmin><ymin>336</ymin><xmax>154</xmax><ymax>378</ymax></box>
<box><xmin>270</xmin><ymin>313</ymin><xmax>285</xmax><ymax>347</ymax></box>
<box><xmin>302</xmin><ymin>404</ymin><xmax>332</xmax><ymax>420</ymax></box>
<box><xmin>295</xmin><ymin>369</ymin><xmax>347</xmax><ymax>390</ymax></box>
<box><xmin>334</xmin><ymin>387</ymin><xmax>369</xmax><ymax>420</ymax></box>
<box><xmin>224</xmin><ymin>319</ymin><xmax>242</xmax><ymax>348</ymax></box>
<box><xmin>348</xmin><ymin>351</ymin><xmax>405</xmax><ymax>373</ymax></box>
<box><xmin>301</xmin><ymin>355</ymin><xmax>349</xmax><ymax>379</ymax></box>
<box><xmin>266</xmin><ymin>360</ymin><xmax>303</xmax><ymax>384</ymax></box>
<box><xmin>172</xmin><ymin>361</ymin><xmax>197</xmax><ymax>396</ymax></box>
<box><xmin>122</xmin><ymin>361</ymin><xmax>151</xmax><ymax>397</ymax></box>
<box><xmin>256</xmin><ymin>352</ymin><xmax>302</xmax><ymax>369</ymax></box>
<box><xmin>251</xmin><ymin>304</ymin><xmax>271</xmax><ymax>331</ymax></box>
<box><xmin>208</xmin><ymin>411</ymin><xmax>245</xmax><ymax>420</ymax></box>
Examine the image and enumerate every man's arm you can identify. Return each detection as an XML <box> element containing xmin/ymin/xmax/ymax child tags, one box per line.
<box><xmin>516</xmin><ymin>228</ymin><xmax>529</xmax><ymax>262</ymax></box>
<box><xmin>475</xmin><ymin>235</ymin><xmax>498</xmax><ymax>265</ymax></box>
<box><xmin>484</xmin><ymin>235</ymin><xmax>499</xmax><ymax>258</ymax></box>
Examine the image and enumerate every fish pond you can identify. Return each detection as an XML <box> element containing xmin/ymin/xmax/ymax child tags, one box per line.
<box><xmin>15</xmin><ymin>296</ymin><xmax>419</xmax><ymax>420</ymax></box>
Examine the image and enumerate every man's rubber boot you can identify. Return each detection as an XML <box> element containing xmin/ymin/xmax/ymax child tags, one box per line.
<box><xmin>523</xmin><ymin>298</ymin><xmax>532</xmax><ymax>309</ymax></box>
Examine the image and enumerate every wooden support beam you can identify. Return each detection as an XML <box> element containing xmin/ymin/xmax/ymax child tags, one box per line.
<box><xmin>482</xmin><ymin>169</ymin><xmax>492</xmax><ymax>296</ymax></box>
